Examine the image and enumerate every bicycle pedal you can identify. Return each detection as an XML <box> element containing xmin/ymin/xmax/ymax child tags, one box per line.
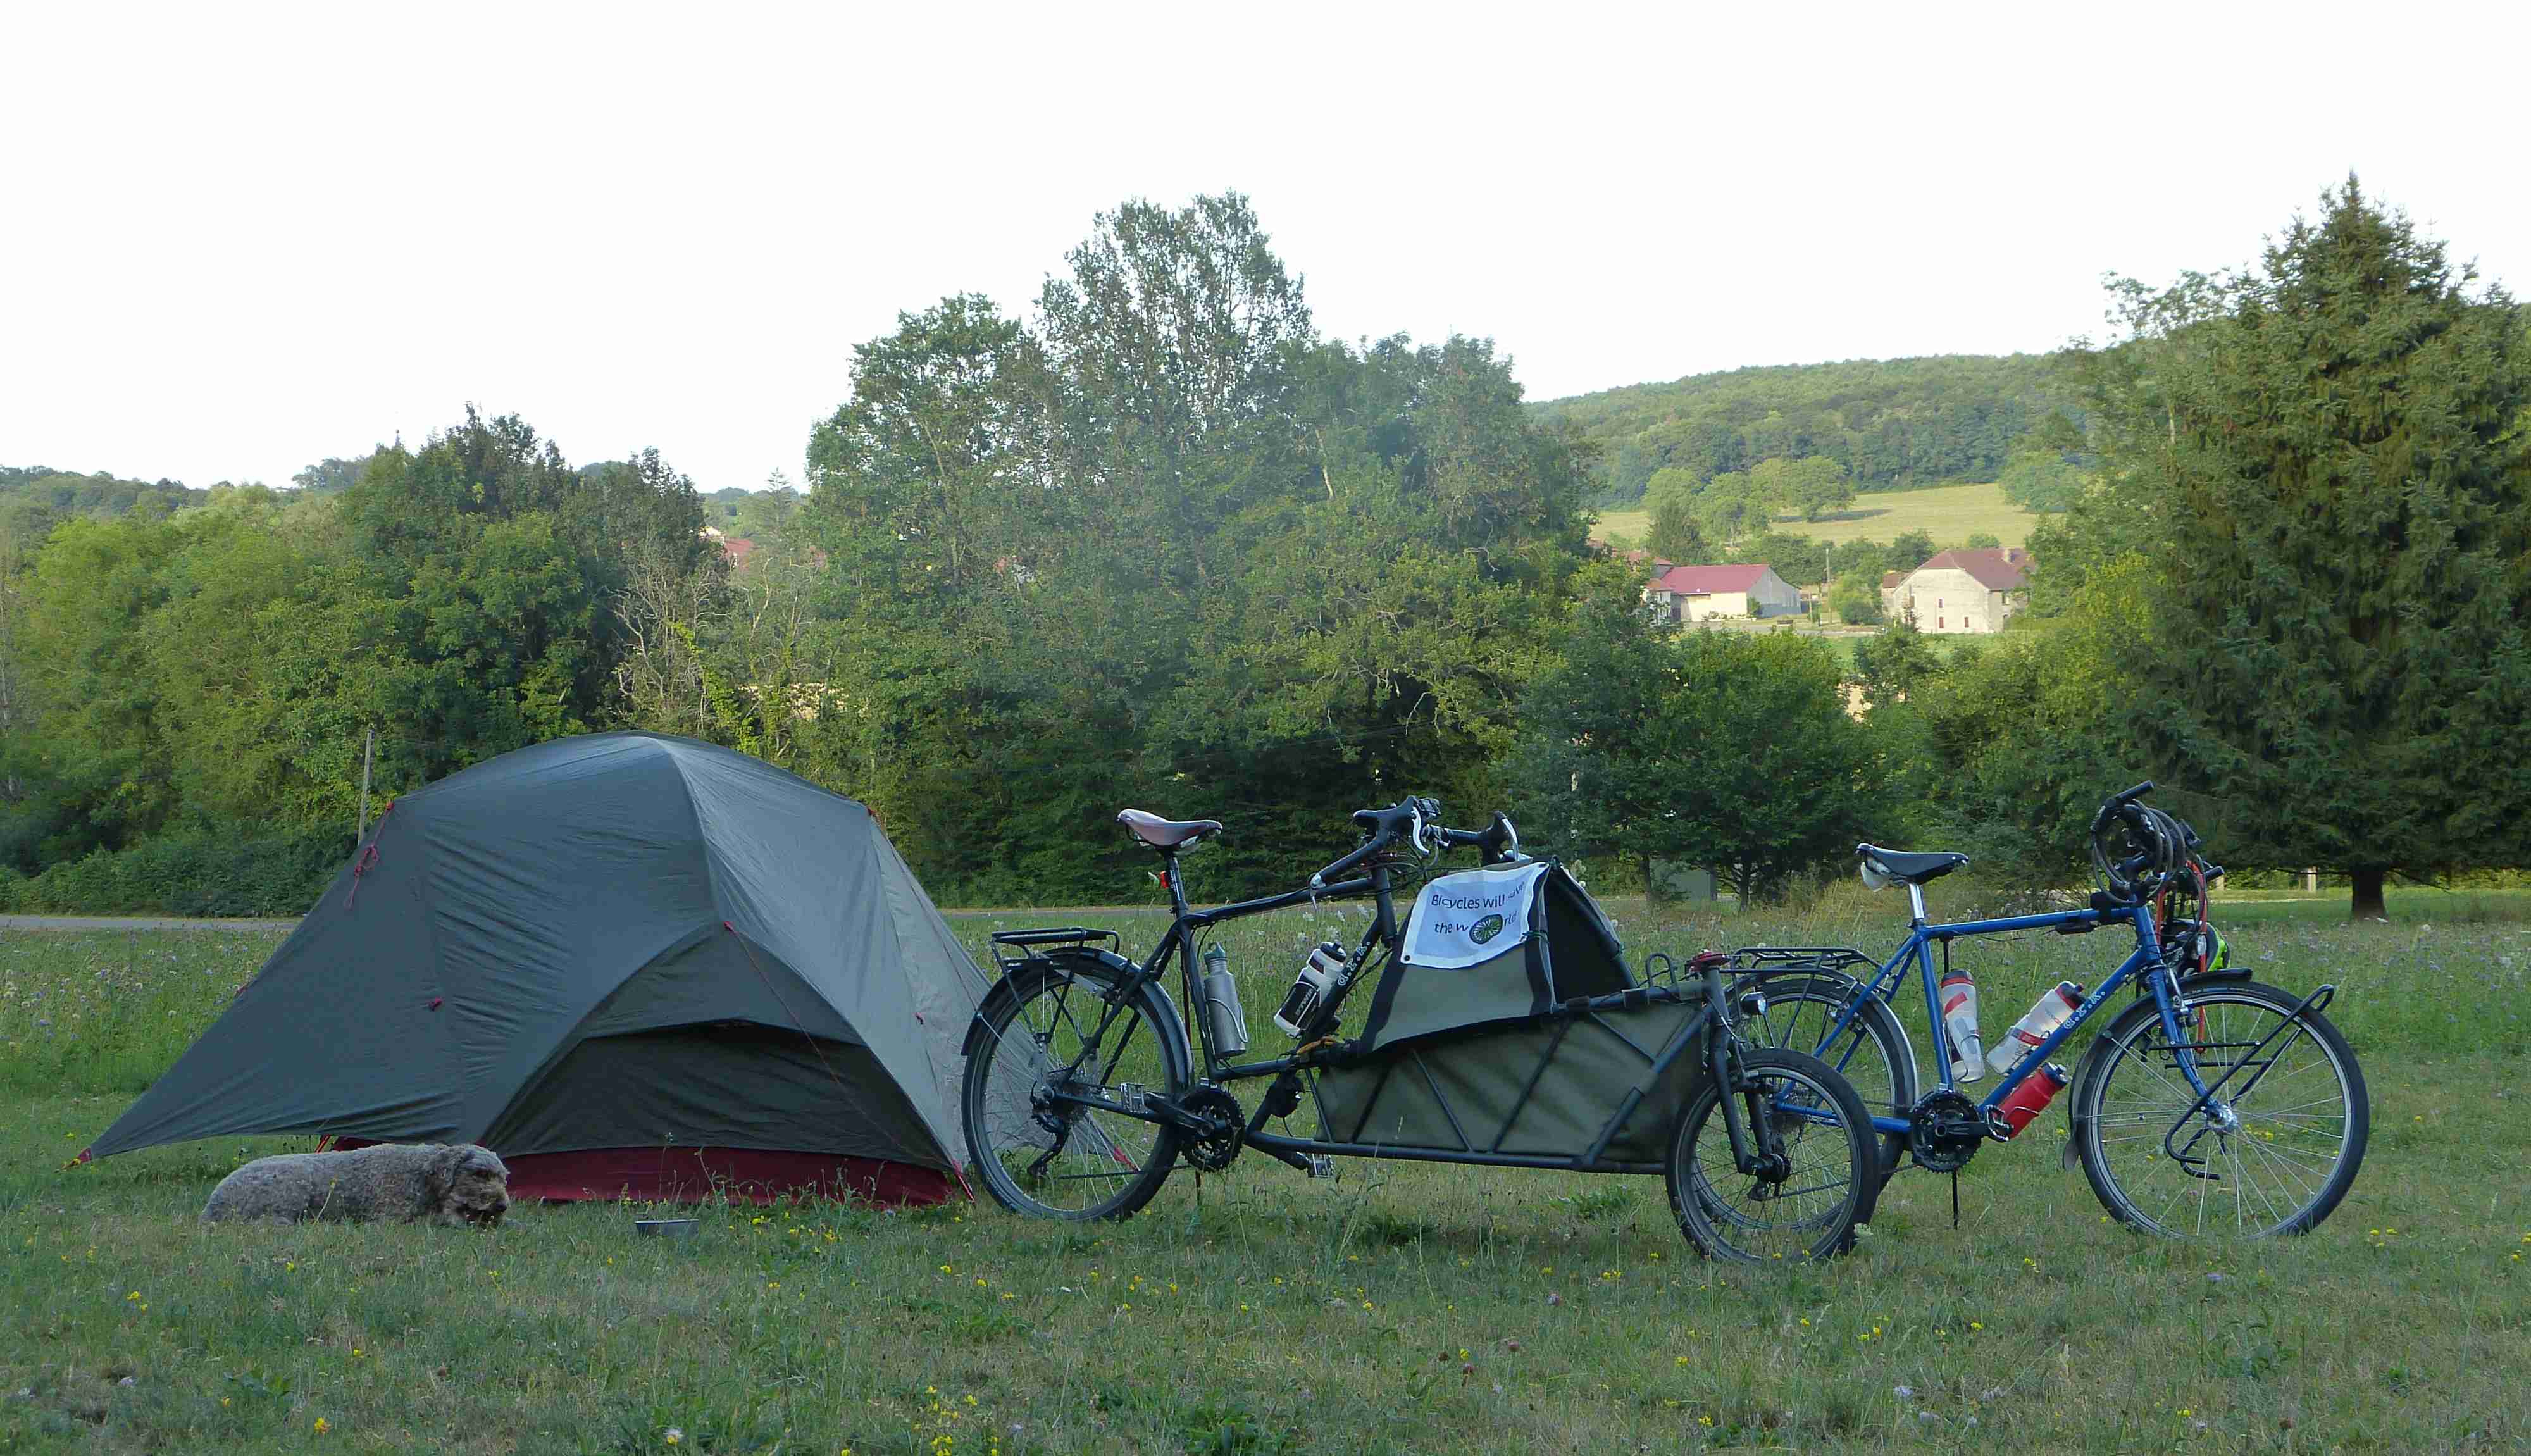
<box><xmin>1303</xmin><ymin>1154</ymin><xmax>1336</xmax><ymax>1181</ymax></box>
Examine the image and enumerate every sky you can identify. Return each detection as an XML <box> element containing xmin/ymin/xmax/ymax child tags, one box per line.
<box><xmin>6</xmin><ymin>2</ymin><xmax>2527</xmax><ymax>495</ymax></box>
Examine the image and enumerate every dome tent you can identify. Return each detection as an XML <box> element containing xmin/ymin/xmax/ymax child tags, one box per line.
<box><xmin>87</xmin><ymin>733</ymin><xmax>990</xmax><ymax>1205</ymax></box>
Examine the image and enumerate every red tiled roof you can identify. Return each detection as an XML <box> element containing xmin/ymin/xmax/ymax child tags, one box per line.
<box><xmin>1881</xmin><ymin>571</ymin><xmax>1903</xmax><ymax>590</ymax></box>
<box><xmin>1653</xmin><ymin>563</ymin><xmax>1770</xmax><ymax>595</ymax></box>
<box><xmin>1914</xmin><ymin>547</ymin><xmax>2027</xmax><ymax>592</ymax></box>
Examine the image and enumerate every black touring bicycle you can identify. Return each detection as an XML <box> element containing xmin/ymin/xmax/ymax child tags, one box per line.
<box><xmin>959</xmin><ymin>799</ymin><xmax>1882</xmax><ymax>1262</ymax></box>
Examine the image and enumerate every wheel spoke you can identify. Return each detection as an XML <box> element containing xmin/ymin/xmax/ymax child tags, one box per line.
<box><xmin>967</xmin><ymin>969</ymin><xmax>1179</xmax><ymax>1220</ymax></box>
<box><xmin>2080</xmin><ymin>990</ymin><xmax>2360</xmax><ymax>1238</ymax></box>
<box><xmin>1674</xmin><ymin>1059</ymin><xmax>1869</xmax><ymax>1263</ymax></box>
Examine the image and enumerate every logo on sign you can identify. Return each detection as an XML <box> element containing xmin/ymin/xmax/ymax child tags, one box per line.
<box><xmin>1469</xmin><ymin>913</ymin><xmax>1505</xmax><ymax>945</ymax></box>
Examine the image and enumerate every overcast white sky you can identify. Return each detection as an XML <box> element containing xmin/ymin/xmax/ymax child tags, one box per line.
<box><xmin>6</xmin><ymin>3</ymin><xmax>2525</xmax><ymax>494</ymax></box>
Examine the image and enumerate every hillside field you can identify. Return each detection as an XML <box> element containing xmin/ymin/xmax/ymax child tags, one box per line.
<box><xmin>4</xmin><ymin>895</ymin><xmax>2524</xmax><ymax>1453</ymax></box>
<box><xmin>1596</xmin><ymin>480</ymin><xmax>2037</xmax><ymax>554</ymax></box>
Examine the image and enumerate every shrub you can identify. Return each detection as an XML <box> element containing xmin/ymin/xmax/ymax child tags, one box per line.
<box><xmin>16</xmin><ymin>823</ymin><xmax>351</xmax><ymax>916</ymax></box>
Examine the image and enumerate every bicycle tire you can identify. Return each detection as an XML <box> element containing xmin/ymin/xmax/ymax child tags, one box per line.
<box><xmin>2074</xmin><ymin>981</ymin><xmax>2368</xmax><ymax>1238</ymax></box>
<box><xmin>961</xmin><ymin>957</ymin><xmax>1190</xmax><ymax>1221</ymax></box>
<box><xmin>1731</xmin><ymin>970</ymin><xmax>1917</xmax><ymax>1181</ymax></box>
<box><xmin>1667</xmin><ymin>1048</ymin><xmax>1879</xmax><ymax>1264</ymax></box>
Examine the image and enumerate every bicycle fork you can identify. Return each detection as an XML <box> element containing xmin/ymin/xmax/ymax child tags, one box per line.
<box><xmin>1705</xmin><ymin>967</ymin><xmax>1792</xmax><ymax>1187</ymax></box>
<box><xmin>2144</xmin><ymin>976</ymin><xmax>2336</xmax><ymax>1178</ymax></box>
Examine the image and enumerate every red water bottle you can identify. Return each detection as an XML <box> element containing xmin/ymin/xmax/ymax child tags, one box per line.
<box><xmin>1994</xmin><ymin>1063</ymin><xmax>2069</xmax><ymax>1138</ymax></box>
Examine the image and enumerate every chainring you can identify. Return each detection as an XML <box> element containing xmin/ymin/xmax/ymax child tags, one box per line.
<box><xmin>1906</xmin><ymin>1088</ymin><xmax>1987</xmax><ymax>1174</ymax></box>
<box><xmin>1179</xmin><ymin>1085</ymin><xmax>1246</xmax><ymax>1172</ymax></box>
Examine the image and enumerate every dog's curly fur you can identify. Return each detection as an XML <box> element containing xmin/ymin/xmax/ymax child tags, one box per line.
<box><xmin>201</xmin><ymin>1143</ymin><xmax>512</xmax><ymax>1227</ymax></box>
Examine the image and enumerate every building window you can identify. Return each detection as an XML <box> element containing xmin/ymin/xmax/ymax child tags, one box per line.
<box><xmin>1937</xmin><ymin>617</ymin><xmax>1945</xmax><ymax>628</ymax></box>
<box><xmin>1937</xmin><ymin>598</ymin><xmax>1944</xmax><ymax>609</ymax></box>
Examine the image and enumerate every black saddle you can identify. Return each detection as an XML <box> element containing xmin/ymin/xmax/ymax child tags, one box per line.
<box><xmin>1857</xmin><ymin>843</ymin><xmax>1970</xmax><ymax>886</ymax></box>
<box><xmin>1117</xmin><ymin>809</ymin><xmax>1223</xmax><ymax>850</ymax></box>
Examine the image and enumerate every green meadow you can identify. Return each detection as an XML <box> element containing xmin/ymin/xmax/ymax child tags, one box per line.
<box><xmin>4</xmin><ymin>888</ymin><xmax>2527</xmax><ymax>1452</ymax></box>
<box><xmin>1593</xmin><ymin>481</ymin><xmax>2037</xmax><ymax>554</ymax></box>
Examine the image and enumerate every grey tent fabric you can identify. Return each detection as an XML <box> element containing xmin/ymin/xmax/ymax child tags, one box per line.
<box><xmin>89</xmin><ymin>733</ymin><xmax>992</xmax><ymax>1181</ymax></box>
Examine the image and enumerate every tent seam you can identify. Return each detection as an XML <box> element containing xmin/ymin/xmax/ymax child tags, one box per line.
<box><xmin>380</xmin><ymin>806</ymin><xmax>467</xmax><ymax>1143</ymax></box>
<box><xmin>873</xmin><ymin>826</ymin><xmax>967</xmax><ymax>1143</ymax></box>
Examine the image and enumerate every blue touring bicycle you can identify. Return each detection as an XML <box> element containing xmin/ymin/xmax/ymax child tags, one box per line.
<box><xmin>1731</xmin><ymin>783</ymin><xmax>2368</xmax><ymax>1238</ymax></box>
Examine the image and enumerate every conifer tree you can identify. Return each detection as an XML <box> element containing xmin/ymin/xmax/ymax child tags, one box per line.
<box><xmin>2092</xmin><ymin>180</ymin><xmax>2531</xmax><ymax>916</ymax></box>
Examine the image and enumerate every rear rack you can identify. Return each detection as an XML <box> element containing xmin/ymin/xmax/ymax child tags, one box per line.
<box><xmin>1726</xmin><ymin>945</ymin><xmax>1879</xmax><ymax>976</ymax></box>
<box><xmin>987</xmin><ymin>926</ymin><xmax>1122</xmax><ymax>974</ymax></box>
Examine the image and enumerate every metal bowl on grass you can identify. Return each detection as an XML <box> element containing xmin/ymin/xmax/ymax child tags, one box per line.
<box><xmin>633</xmin><ymin>1217</ymin><xmax>699</xmax><ymax>1239</ymax></box>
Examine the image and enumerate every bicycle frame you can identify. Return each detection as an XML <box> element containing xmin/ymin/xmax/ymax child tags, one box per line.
<box><xmin>1787</xmin><ymin>881</ymin><xmax>2219</xmax><ymax>1137</ymax></box>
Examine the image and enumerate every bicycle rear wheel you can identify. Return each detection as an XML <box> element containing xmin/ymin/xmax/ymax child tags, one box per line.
<box><xmin>1667</xmin><ymin>1048</ymin><xmax>1879</xmax><ymax>1263</ymax></box>
<box><xmin>2075</xmin><ymin>981</ymin><xmax>2368</xmax><ymax>1237</ymax></box>
<box><xmin>962</xmin><ymin>958</ymin><xmax>1188</xmax><ymax>1221</ymax></box>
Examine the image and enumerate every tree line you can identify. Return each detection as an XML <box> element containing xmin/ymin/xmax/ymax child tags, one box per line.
<box><xmin>1536</xmin><ymin>354</ymin><xmax>2077</xmax><ymax>504</ymax></box>
<box><xmin>1</xmin><ymin>182</ymin><xmax>2521</xmax><ymax>917</ymax></box>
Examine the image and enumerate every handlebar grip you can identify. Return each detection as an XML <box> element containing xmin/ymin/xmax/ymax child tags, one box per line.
<box><xmin>2091</xmin><ymin>780</ymin><xmax>2155</xmax><ymax>833</ymax></box>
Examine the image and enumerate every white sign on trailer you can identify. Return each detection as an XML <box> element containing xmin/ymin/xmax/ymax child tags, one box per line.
<box><xmin>1400</xmin><ymin>862</ymin><xmax>1550</xmax><ymax>969</ymax></box>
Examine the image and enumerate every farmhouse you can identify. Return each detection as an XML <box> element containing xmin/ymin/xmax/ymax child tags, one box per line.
<box><xmin>1642</xmin><ymin>563</ymin><xmax>1805</xmax><ymax>624</ymax></box>
<box><xmin>1882</xmin><ymin>547</ymin><xmax>2029</xmax><ymax>633</ymax></box>
<box><xmin>700</xmin><ymin>525</ymin><xmax>759</xmax><ymax>568</ymax></box>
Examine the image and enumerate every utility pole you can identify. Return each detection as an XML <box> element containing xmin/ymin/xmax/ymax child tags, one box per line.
<box><xmin>356</xmin><ymin>728</ymin><xmax>375</xmax><ymax>842</ymax></box>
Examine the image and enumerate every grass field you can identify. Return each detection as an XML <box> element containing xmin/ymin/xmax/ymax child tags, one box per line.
<box><xmin>5</xmin><ymin>889</ymin><xmax>2527</xmax><ymax>1453</ymax></box>
<box><xmin>1595</xmin><ymin>481</ymin><xmax>2037</xmax><ymax>554</ymax></box>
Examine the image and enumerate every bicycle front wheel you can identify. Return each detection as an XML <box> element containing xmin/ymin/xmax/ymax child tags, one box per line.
<box><xmin>1667</xmin><ymin>1048</ymin><xmax>1879</xmax><ymax>1264</ymax></box>
<box><xmin>962</xmin><ymin>958</ymin><xmax>1189</xmax><ymax>1221</ymax></box>
<box><xmin>2075</xmin><ymin>981</ymin><xmax>2368</xmax><ymax>1237</ymax></box>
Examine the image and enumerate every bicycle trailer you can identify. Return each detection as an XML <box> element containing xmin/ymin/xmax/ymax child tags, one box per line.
<box><xmin>1308</xmin><ymin>861</ymin><xmax>1706</xmax><ymax>1169</ymax></box>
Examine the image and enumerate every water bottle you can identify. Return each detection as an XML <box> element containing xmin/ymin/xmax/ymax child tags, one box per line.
<box><xmin>1200</xmin><ymin>945</ymin><xmax>1249</xmax><ymax>1056</ymax></box>
<box><xmin>1994</xmin><ymin>1062</ymin><xmax>2070</xmax><ymax>1138</ymax></box>
<box><xmin>1274</xmin><ymin>941</ymin><xmax>1348</xmax><ymax>1037</ymax></box>
<box><xmin>1987</xmin><ymin>982</ymin><xmax>2084</xmax><ymax>1078</ymax></box>
<box><xmin>1939</xmin><ymin>968</ymin><xmax>1984</xmax><ymax>1084</ymax></box>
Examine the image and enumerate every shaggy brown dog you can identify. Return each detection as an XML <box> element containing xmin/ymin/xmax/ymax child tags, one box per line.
<box><xmin>201</xmin><ymin>1143</ymin><xmax>511</xmax><ymax>1226</ymax></box>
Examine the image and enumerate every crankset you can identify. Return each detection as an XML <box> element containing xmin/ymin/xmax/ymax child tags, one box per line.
<box><xmin>1179</xmin><ymin>1085</ymin><xmax>1246</xmax><ymax>1172</ymax></box>
<box><xmin>1906</xmin><ymin>1089</ymin><xmax>1991</xmax><ymax>1174</ymax></box>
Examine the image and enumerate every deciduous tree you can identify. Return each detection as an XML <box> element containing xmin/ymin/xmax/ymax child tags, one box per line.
<box><xmin>1510</xmin><ymin>569</ymin><xmax>1884</xmax><ymax>902</ymax></box>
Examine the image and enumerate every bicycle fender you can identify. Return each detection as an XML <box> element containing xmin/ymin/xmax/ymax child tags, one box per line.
<box><xmin>2059</xmin><ymin>969</ymin><xmax>2253</xmax><ymax>1169</ymax></box>
<box><xmin>961</xmin><ymin>946</ymin><xmax>1190</xmax><ymax>1073</ymax></box>
<box><xmin>2061</xmin><ymin>1027</ymin><xmax>2117</xmax><ymax>1171</ymax></box>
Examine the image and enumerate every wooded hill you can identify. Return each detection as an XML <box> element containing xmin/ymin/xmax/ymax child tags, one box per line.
<box><xmin>1536</xmin><ymin>354</ymin><xmax>2074</xmax><ymax>503</ymax></box>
